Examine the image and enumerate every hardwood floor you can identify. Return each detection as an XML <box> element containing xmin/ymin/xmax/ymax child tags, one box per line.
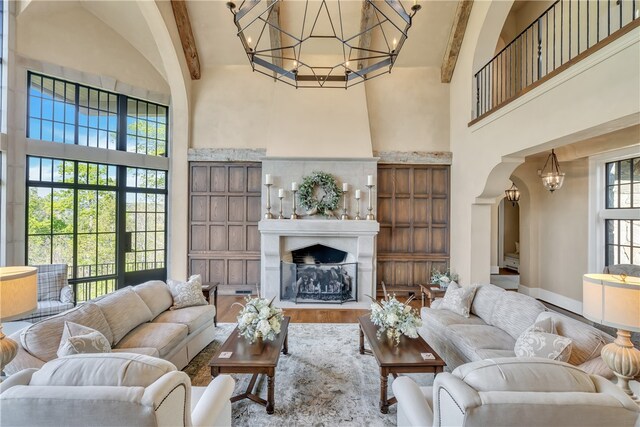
<box><xmin>216</xmin><ymin>295</ymin><xmax>422</xmax><ymax>324</ymax></box>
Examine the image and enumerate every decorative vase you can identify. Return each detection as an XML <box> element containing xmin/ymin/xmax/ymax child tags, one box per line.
<box><xmin>385</xmin><ymin>328</ymin><xmax>400</xmax><ymax>347</ymax></box>
<box><xmin>250</xmin><ymin>336</ymin><xmax>265</xmax><ymax>355</ymax></box>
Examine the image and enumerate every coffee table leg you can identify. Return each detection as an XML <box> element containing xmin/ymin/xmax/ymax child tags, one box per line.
<box><xmin>267</xmin><ymin>373</ymin><xmax>275</xmax><ymax>414</ymax></box>
<box><xmin>359</xmin><ymin>325</ymin><xmax>365</xmax><ymax>355</ymax></box>
<box><xmin>283</xmin><ymin>332</ymin><xmax>288</xmax><ymax>355</ymax></box>
<box><xmin>380</xmin><ymin>369</ymin><xmax>389</xmax><ymax>414</ymax></box>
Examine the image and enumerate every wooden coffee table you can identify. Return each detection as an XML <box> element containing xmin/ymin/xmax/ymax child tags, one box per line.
<box><xmin>358</xmin><ymin>315</ymin><xmax>446</xmax><ymax>414</ymax></box>
<box><xmin>209</xmin><ymin>317</ymin><xmax>290</xmax><ymax>414</ymax></box>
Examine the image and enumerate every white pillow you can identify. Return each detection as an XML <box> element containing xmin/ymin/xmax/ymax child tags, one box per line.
<box><xmin>167</xmin><ymin>274</ymin><xmax>208</xmax><ymax>310</ymax></box>
<box><xmin>438</xmin><ymin>283</ymin><xmax>478</xmax><ymax>318</ymax></box>
<box><xmin>514</xmin><ymin>330</ymin><xmax>572</xmax><ymax>362</ymax></box>
<box><xmin>57</xmin><ymin>321</ymin><xmax>111</xmax><ymax>357</ymax></box>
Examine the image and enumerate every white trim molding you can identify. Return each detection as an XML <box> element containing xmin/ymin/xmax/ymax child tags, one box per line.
<box><xmin>518</xmin><ymin>284</ymin><xmax>583</xmax><ymax>314</ymax></box>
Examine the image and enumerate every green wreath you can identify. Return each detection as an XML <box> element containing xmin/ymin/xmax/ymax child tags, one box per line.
<box><xmin>298</xmin><ymin>171</ymin><xmax>343</xmax><ymax>216</ymax></box>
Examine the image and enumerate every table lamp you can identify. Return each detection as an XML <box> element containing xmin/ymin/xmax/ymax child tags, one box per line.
<box><xmin>0</xmin><ymin>266</ymin><xmax>38</xmax><ymax>376</ymax></box>
<box><xmin>583</xmin><ymin>273</ymin><xmax>640</xmax><ymax>401</ymax></box>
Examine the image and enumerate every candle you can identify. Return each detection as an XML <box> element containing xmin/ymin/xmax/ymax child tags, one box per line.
<box><xmin>355</xmin><ymin>189</ymin><xmax>361</xmax><ymax>199</ymax></box>
<box><xmin>265</xmin><ymin>174</ymin><xmax>273</xmax><ymax>185</ymax></box>
<box><xmin>291</xmin><ymin>182</ymin><xmax>298</xmax><ymax>191</ymax></box>
<box><xmin>367</xmin><ymin>175</ymin><xmax>374</xmax><ymax>186</ymax></box>
<box><xmin>278</xmin><ymin>188</ymin><xmax>284</xmax><ymax>198</ymax></box>
<box><xmin>342</xmin><ymin>183</ymin><xmax>349</xmax><ymax>192</ymax></box>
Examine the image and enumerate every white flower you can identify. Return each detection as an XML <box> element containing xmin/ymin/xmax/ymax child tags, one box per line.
<box><xmin>259</xmin><ymin>306</ymin><xmax>271</xmax><ymax>319</ymax></box>
<box><xmin>269</xmin><ymin>316</ymin><xmax>281</xmax><ymax>334</ymax></box>
<box><xmin>403</xmin><ymin>305</ymin><xmax>412</xmax><ymax>314</ymax></box>
<box><xmin>440</xmin><ymin>276</ymin><xmax>450</xmax><ymax>284</ymax></box>
<box><xmin>258</xmin><ymin>319</ymin><xmax>272</xmax><ymax>336</ymax></box>
<box><xmin>385</xmin><ymin>313</ymin><xmax>398</xmax><ymax>326</ymax></box>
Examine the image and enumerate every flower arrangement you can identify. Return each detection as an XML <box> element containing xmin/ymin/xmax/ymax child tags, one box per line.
<box><xmin>368</xmin><ymin>283</ymin><xmax>422</xmax><ymax>346</ymax></box>
<box><xmin>430</xmin><ymin>268</ymin><xmax>459</xmax><ymax>289</ymax></box>
<box><xmin>235</xmin><ymin>296</ymin><xmax>284</xmax><ymax>343</ymax></box>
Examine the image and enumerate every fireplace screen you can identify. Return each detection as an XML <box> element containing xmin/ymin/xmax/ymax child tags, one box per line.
<box><xmin>281</xmin><ymin>262</ymin><xmax>357</xmax><ymax>304</ymax></box>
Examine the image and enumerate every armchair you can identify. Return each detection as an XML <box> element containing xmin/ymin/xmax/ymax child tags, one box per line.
<box><xmin>12</xmin><ymin>264</ymin><xmax>74</xmax><ymax>322</ymax></box>
<box><xmin>0</xmin><ymin>353</ymin><xmax>235</xmax><ymax>427</ymax></box>
<box><xmin>393</xmin><ymin>357</ymin><xmax>639</xmax><ymax>427</ymax></box>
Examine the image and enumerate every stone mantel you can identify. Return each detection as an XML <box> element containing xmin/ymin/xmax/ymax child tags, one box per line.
<box><xmin>259</xmin><ymin>218</ymin><xmax>379</xmax><ymax>309</ymax></box>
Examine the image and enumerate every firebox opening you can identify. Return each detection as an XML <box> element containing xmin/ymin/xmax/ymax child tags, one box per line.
<box><xmin>291</xmin><ymin>244</ymin><xmax>348</xmax><ymax>264</ymax></box>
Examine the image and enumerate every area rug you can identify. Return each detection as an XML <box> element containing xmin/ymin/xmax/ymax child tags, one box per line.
<box><xmin>183</xmin><ymin>323</ymin><xmax>435</xmax><ymax>426</ymax></box>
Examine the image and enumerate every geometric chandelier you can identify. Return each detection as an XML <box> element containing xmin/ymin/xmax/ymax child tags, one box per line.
<box><xmin>227</xmin><ymin>0</ymin><xmax>421</xmax><ymax>88</ymax></box>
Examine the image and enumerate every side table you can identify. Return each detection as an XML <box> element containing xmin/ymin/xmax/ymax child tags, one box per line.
<box><xmin>418</xmin><ymin>284</ymin><xmax>445</xmax><ymax>307</ymax></box>
<box><xmin>202</xmin><ymin>282</ymin><xmax>219</xmax><ymax>326</ymax></box>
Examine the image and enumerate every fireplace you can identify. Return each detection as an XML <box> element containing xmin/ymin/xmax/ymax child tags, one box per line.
<box><xmin>281</xmin><ymin>244</ymin><xmax>357</xmax><ymax>304</ymax></box>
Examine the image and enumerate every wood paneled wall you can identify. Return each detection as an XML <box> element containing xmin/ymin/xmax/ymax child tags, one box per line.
<box><xmin>377</xmin><ymin>164</ymin><xmax>450</xmax><ymax>295</ymax></box>
<box><xmin>188</xmin><ymin>162</ymin><xmax>261</xmax><ymax>293</ymax></box>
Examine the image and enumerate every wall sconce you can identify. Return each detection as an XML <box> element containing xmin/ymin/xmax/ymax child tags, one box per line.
<box><xmin>505</xmin><ymin>182</ymin><xmax>520</xmax><ymax>206</ymax></box>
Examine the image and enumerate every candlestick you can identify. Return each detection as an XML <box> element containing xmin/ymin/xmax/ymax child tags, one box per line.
<box><xmin>291</xmin><ymin>181</ymin><xmax>298</xmax><ymax>191</ymax></box>
<box><xmin>341</xmin><ymin>189</ymin><xmax>349</xmax><ymax>220</ymax></box>
<box><xmin>278</xmin><ymin>192</ymin><xmax>284</xmax><ymax>219</ymax></box>
<box><xmin>366</xmin><ymin>184</ymin><xmax>375</xmax><ymax>220</ymax></box>
<box><xmin>342</xmin><ymin>182</ymin><xmax>349</xmax><ymax>192</ymax></box>
<box><xmin>265</xmin><ymin>174</ymin><xmax>273</xmax><ymax>185</ymax></box>
<box><xmin>354</xmin><ymin>190</ymin><xmax>361</xmax><ymax>220</ymax></box>
<box><xmin>264</xmin><ymin>183</ymin><xmax>274</xmax><ymax>219</ymax></box>
<box><xmin>291</xmin><ymin>189</ymin><xmax>299</xmax><ymax>219</ymax></box>
<box><xmin>367</xmin><ymin>175</ymin><xmax>374</xmax><ymax>186</ymax></box>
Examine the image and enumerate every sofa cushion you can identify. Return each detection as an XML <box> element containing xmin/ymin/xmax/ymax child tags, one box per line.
<box><xmin>470</xmin><ymin>283</ymin><xmax>505</xmax><ymax>323</ymax></box>
<box><xmin>21</xmin><ymin>303</ymin><xmax>113</xmax><ymax>362</ymax></box>
<box><xmin>490</xmin><ymin>292</ymin><xmax>546</xmax><ymax>339</ymax></box>
<box><xmin>447</xmin><ymin>324</ymin><xmax>516</xmax><ymax>362</ymax></box>
<box><xmin>439</xmin><ymin>283</ymin><xmax>478</xmax><ymax>317</ymax></box>
<box><xmin>111</xmin><ymin>347</ymin><xmax>160</xmax><ymax>358</ymax></box>
<box><xmin>474</xmin><ymin>349</ymin><xmax>516</xmax><ymax>359</ymax></box>
<box><xmin>95</xmin><ymin>287</ymin><xmax>154</xmax><ymax>345</ymax></box>
<box><xmin>420</xmin><ymin>307</ymin><xmax>486</xmax><ymax>329</ymax></box>
<box><xmin>452</xmin><ymin>357</ymin><xmax>597</xmax><ymax>393</ymax></box>
<box><xmin>535</xmin><ymin>311</ymin><xmax>614</xmax><ymax>366</ymax></box>
<box><xmin>30</xmin><ymin>353</ymin><xmax>176</xmax><ymax>387</ymax></box>
<box><xmin>514</xmin><ymin>330</ymin><xmax>573</xmax><ymax>362</ymax></box>
<box><xmin>133</xmin><ymin>280</ymin><xmax>173</xmax><ymax>318</ymax></box>
<box><xmin>114</xmin><ymin>322</ymin><xmax>188</xmax><ymax>358</ymax></box>
<box><xmin>578</xmin><ymin>356</ymin><xmax>614</xmax><ymax>379</ymax></box>
<box><xmin>57</xmin><ymin>321</ymin><xmax>111</xmax><ymax>357</ymax></box>
<box><xmin>167</xmin><ymin>275</ymin><xmax>208</xmax><ymax>310</ymax></box>
<box><xmin>152</xmin><ymin>304</ymin><xmax>215</xmax><ymax>333</ymax></box>
<box><xmin>36</xmin><ymin>266</ymin><xmax>67</xmax><ymax>301</ymax></box>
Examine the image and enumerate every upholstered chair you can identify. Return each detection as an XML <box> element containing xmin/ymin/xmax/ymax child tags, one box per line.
<box><xmin>0</xmin><ymin>353</ymin><xmax>235</xmax><ymax>427</ymax></box>
<box><xmin>392</xmin><ymin>357</ymin><xmax>639</xmax><ymax>427</ymax></box>
<box><xmin>12</xmin><ymin>264</ymin><xmax>75</xmax><ymax>322</ymax></box>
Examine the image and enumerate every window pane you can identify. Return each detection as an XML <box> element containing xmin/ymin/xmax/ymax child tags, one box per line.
<box><xmin>52</xmin><ymin>188</ymin><xmax>74</xmax><ymax>233</ymax></box>
<box><xmin>28</xmin><ymin>235</ymin><xmax>51</xmax><ymax>265</ymax></box>
<box><xmin>28</xmin><ymin>187</ymin><xmax>52</xmax><ymax>234</ymax></box>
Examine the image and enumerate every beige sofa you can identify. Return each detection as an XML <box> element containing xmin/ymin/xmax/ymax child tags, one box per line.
<box><xmin>392</xmin><ymin>358</ymin><xmax>640</xmax><ymax>427</ymax></box>
<box><xmin>1</xmin><ymin>353</ymin><xmax>235</xmax><ymax>427</ymax></box>
<box><xmin>5</xmin><ymin>280</ymin><xmax>216</xmax><ymax>375</ymax></box>
<box><xmin>420</xmin><ymin>283</ymin><xmax>615</xmax><ymax>378</ymax></box>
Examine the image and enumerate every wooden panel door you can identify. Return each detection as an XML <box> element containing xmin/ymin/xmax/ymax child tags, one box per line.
<box><xmin>188</xmin><ymin>162</ymin><xmax>261</xmax><ymax>294</ymax></box>
<box><xmin>377</xmin><ymin>164</ymin><xmax>450</xmax><ymax>296</ymax></box>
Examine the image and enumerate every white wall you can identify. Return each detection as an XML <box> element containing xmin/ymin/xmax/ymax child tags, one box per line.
<box><xmin>448</xmin><ymin>0</ymin><xmax>640</xmax><ymax>311</ymax></box>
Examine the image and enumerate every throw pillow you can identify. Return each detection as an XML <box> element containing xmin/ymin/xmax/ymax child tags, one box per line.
<box><xmin>525</xmin><ymin>316</ymin><xmax>556</xmax><ymax>334</ymax></box>
<box><xmin>60</xmin><ymin>285</ymin><xmax>75</xmax><ymax>304</ymax></box>
<box><xmin>515</xmin><ymin>241</ymin><xmax>520</xmax><ymax>254</ymax></box>
<box><xmin>438</xmin><ymin>283</ymin><xmax>478</xmax><ymax>318</ymax></box>
<box><xmin>514</xmin><ymin>330</ymin><xmax>572</xmax><ymax>362</ymax></box>
<box><xmin>167</xmin><ymin>274</ymin><xmax>208</xmax><ymax>310</ymax></box>
<box><xmin>37</xmin><ymin>271</ymin><xmax>66</xmax><ymax>301</ymax></box>
<box><xmin>57</xmin><ymin>321</ymin><xmax>111</xmax><ymax>358</ymax></box>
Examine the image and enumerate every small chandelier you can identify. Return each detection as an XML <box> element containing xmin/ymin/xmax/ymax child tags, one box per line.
<box><xmin>226</xmin><ymin>0</ymin><xmax>421</xmax><ymax>89</ymax></box>
<box><xmin>540</xmin><ymin>149</ymin><xmax>565</xmax><ymax>192</ymax></box>
<box><xmin>505</xmin><ymin>182</ymin><xmax>520</xmax><ymax>206</ymax></box>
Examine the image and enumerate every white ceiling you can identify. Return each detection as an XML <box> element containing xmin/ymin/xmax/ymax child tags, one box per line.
<box><xmin>187</xmin><ymin>0</ymin><xmax>459</xmax><ymax>68</ymax></box>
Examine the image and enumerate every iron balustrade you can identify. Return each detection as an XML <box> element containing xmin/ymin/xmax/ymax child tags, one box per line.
<box><xmin>474</xmin><ymin>0</ymin><xmax>639</xmax><ymax>119</ymax></box>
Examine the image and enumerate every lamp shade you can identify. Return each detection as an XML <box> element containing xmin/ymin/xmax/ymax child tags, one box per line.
<box><xmin>583</xmin><ymin>273</ymin><xmax>640</xmax><ymax>332</ymax></box>
<box><xmin>0</xmin><ymin>266</ymin><xmax>38</xmax><ymax>321</ymax></box>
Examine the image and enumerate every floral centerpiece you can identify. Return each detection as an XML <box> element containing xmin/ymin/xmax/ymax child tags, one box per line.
<box><xmin>235</xmin><ymin>296</ymin><xmax>284</xmax><ymax>343</ymax></box>
<box><xmin>368</xmin><ymin>283</ymin><xmax>422</xmax><ymax>346</ymax></box>
<box><xmin>430</xmin><ymin>268</ymin><xmax>459</xmax><ymax>290</ymax></box>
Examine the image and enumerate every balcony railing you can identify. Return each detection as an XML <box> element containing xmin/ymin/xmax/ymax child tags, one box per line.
<box><xmin>473</xmin><ymin>0</ymin><xmax>639</xmax><ymax>121</ymax></box>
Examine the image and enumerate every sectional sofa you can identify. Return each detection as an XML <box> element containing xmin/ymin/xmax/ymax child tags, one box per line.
<box><xmin>5</xmin><ymin>280</ymin><xmax>216</xmax><ymax>375</ymax></box>
<box><xmin>420</xmin><ymin>283</ymin><xmax>615</xmax><ymax>378</ymax></box>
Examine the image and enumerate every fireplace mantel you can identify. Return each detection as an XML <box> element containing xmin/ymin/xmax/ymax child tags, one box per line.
<box><xmin>259</xmin><ymin>219</ymin><xmax>379</xmax><ymax>308</ymax></box>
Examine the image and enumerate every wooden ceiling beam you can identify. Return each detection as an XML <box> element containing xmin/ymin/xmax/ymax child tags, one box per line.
<box><xmin>441</xmin><ymin>0</ymin><xmax>473</xmax><ymax>83</ymax></box>
<box><xmin>357</xmin><ymin>0</ymin><xmax>376</xmax><ymax>71</ymax></box>
<box><xmin>171</xmin><ymin>0</ymin><xmax>201</xmax><ymax>80</ymax></box>
<box><xmin>266</xmin><ymin>0</ymin><xmax>283</xmax><ymax>71</ymax></box>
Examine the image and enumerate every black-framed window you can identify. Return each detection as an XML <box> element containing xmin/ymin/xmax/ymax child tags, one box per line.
<box><xmin>27</xmin><ymin>156</ymin><xmax>168</xmax><ymax>302</ymax></box>
<box><xmin>604</xmin><ymin>156</ymin><xmax>640</xmax><ymax>266</ymax></box>
<box><xmin>27</xmin><ymin>72</ymin><xmax>168</xmax><ymax>157</ymax></box>
<box><xmin>606</xmin><ymin>156</ymin><xmax>640</xmax><ymax>209</ymax></box>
